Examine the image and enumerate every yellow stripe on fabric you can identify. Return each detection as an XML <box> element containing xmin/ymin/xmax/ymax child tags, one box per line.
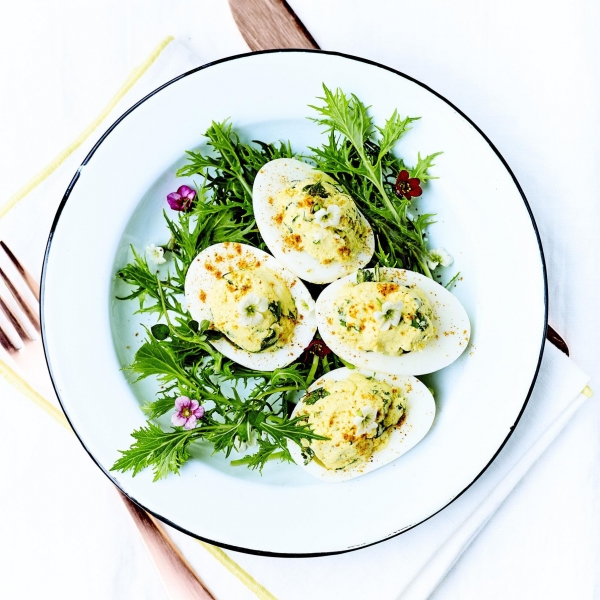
<box><xmin>0</xmin><ymin>35</ymin><xmax>175</xmax><ymax>221</ymax></box>
<box><xmin>199</xmin><ymin>543</ymin><xmax>279</xmax><ymax>600</ymax></box>
<box><xmin>0</xmin><ymin>358</ymin><xmax>278</xmax><ymax>600</ymax></box>
<box><xmin>0</xmin><ymin>34</ymin><xmax>280</xmax><ymax>600</ymax></box>
<box><xmin>0</xmin><ymin>358</ymin><xmax>70</xmax><ymax>429</ymax></box>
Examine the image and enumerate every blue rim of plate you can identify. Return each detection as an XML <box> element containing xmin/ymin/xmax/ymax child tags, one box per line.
<box><xmin>40</xmin><ymin>48</ymin><xmax>548</xmax><ymax>558</ymax></box>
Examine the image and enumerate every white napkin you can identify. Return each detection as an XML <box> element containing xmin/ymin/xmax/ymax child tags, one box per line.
<box><xmin>0</xmin><ymin>40</ymin><xmax>591</xmax><ymax>600</ymax></box>
<box><xmin>0</xmin><ymin>39</ymin><xmax>202</xmax><ymax>279</ymax></box>
<box><xmin>170</xmin><ymin>341</ymin><xmax>589</xmax><ymax>600</ymax></box>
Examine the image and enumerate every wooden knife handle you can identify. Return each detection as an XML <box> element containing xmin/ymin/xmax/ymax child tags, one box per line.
<box><xmin>546</xmin><ymin>324</ymin><xmax>569</xmax><ymax>356</ymax></box>
<box><xmin>229</xmin><ymin>0</ymin><xmax>319</xmax><ymax>51</ymax></box>
<box><xmin>118</xmin><ymin>491</ymin><xmax>215</xmax><ymax>600</ymax></box>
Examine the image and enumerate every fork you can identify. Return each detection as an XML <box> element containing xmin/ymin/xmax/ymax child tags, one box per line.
<box><xmin>0</xmin><ymin>240</ymin><xmax>215</xmax><ymax>600</ymax></box>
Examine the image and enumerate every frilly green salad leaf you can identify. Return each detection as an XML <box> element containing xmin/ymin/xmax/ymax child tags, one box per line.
<box><xmin>111</xmin><ymin>85</ymin><xmax>450</xmax><ymax>480</ymax></box>
<box><xmin>309</xmin><ymin>84</ymin><xmax>442</xmax><ymax>276</ymax></box>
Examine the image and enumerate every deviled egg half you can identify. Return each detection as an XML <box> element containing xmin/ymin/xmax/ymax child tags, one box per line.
<box><xmin>316</xmin><ymin>268</ymin><xmax>470</xmax><ymax>375</ymax></box>
<box><xmin>253</xmin><ymin>158</ymin><xmax>375</xmax><ymax>284</ymax></box>
<box><xmin>289</xmin><ymin>367</ymin><xmax>435</xmax><ymax>481</ymax></box>
<box><xmin>184</xmin><ymin>242</ymin><xmax>316</xmax><ymax>371</ymax></box>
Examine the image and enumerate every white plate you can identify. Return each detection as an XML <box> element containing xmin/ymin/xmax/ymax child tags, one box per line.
<box><xmin>41</xmin><ymin>50</ymin><xmax>546</xmax><ymax>556</ymax></box>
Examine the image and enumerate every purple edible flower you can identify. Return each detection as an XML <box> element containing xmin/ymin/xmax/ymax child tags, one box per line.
<box><xmin>167</xmin><ymin>185</ymin><xmax>196</xmax><ymax>212</ymax></box>
<box><xmin>171</xmin><ymin>396</ymin><xmax>204</xmax><ymax>430</ymax></box>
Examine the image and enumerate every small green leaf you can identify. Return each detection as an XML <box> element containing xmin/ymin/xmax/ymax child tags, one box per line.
<box><xmin>141</xmin><ymin>396</ymin><xmax>177</xmax><ymax>419</ymax></box>
<box><xmin>204</xmin><ymin>329</ymin><xmax>224</xmax><ymax>341</ymax></box>
<box><xmin>110</xmin><ymin>422</ymin><xmax>199</xmax><ymax>481</ymax></box>
<box><xmin>151</xmin><ymin>324</ymin><xmax>170</xmax><ymax>341</ymax></box>
<box><xmin>248</xmin><ymin>411</ymin><xmax>266</xmax><ymax>427</ymax></box>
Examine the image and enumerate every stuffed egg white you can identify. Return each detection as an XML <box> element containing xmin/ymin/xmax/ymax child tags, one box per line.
<box><xmin>185</xmin><ymin>242</ymin><xmax>316</xmax><ymax>371</ymax></box>
<box><xmin>253</xmin><ymin>158</ymin><xmax>375</xmax><ymax>284</ymax></box>
<box><xmin>316</xmin><ymin>268</ymin><xmax>470</xmax><ymax>375</ymax></box>
<box><xmin>289</xmin><ymin>367</ymin><xmax>435</xmax><ymax>481</ymax></box>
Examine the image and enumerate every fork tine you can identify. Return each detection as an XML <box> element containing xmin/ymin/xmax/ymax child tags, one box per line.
<box><xmin>0</xmin><ymin>296</ymin><xmax>30</xmax><ymax>341</ymax></box>
<box><xmin>0</xmin><ymin>266</ymin><xmax>40</xmax><ymax>331</ymax></box>
<box><xmin>0</xmin><ymin>241</ymin><xmax>40</xmax><ymax>302</ymax></box>
<box><xmin>0</xmin><ymin>324</ymin><xmax>18</xmax><ymax>352</ymax></box>
<box><xmin>0</xmin><ymin>306</ymin><xmax>23</xmax><ymax>350</ymax></box>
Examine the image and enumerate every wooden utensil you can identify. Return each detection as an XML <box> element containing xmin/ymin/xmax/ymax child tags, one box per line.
<box><xmin>228</xmin><ymin>0</ymin><xmax>319</xmax><ymax>51</ymax></box>
<box><xmin>0</xmin><ymin>240</ymin><xmax>215</xmax><ymax>600</ymax></box>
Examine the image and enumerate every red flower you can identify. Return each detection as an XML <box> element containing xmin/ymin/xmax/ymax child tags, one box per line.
<box><xmin>394</xmin><ymin>170</ymin><xmax>422</xmax><ymax>200</ymax></box>
<box><xmin>303</xmin><ymin>339</ymin><xmax>332</xmax><ymax>363</ymax></box>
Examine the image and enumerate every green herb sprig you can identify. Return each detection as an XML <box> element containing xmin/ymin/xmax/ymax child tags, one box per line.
<box><xmin>112</xmin><ymin>124</ymin><xmax>337</xmax><ymax>480</ymax></box>
<box><xmin>309</xmin><ymin>85</ymin><xmax>441</xmax><ymax>276</ymax></box>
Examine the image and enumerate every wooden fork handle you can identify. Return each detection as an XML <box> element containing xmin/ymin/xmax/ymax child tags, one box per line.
<box><xmin>118</xmin><ymin>492</ymin><xmax>215</xmax><ymax>600</ymax></box>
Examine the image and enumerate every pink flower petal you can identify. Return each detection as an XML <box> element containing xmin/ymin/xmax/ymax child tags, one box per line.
<box><xmin>175</xmin><ymin>396</ymin><xmax>191</xmax><ymax>410</ymax></box>
<box><xmin>167</xmin><ymin>192</ymin><xmax>186</xmax><ymax>211</ymax></box>
<box><xmin>189</xmin><ymin>399</ymin><xmax>200</xmax><ymax>412</ymax></box>
<box><xmin>193</xmin><ymin>405</ymin><xmax>205</xmax><ymax>419</ymax></box>
<box><xmin>171</xmin><ymin>413</ymin><xmax>187</xmax><ymax>427</ymax></box>
<box><xmin>178</xmin><ymin>185</ymin><xmax>196</xmax><ymax>199</ymax></box>
<box><xmin>183</xmin><ymin>415</ymin><xmax>197</xmax><ymax>430</ymax></box>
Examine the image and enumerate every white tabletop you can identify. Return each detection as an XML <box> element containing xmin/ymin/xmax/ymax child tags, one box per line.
<box><xmin>1</xmin><ymin>1</ymin><xmax>599</xmax><ymax>598</ymax></box>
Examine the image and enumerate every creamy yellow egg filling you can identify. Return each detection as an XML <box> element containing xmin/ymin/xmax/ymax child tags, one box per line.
<box><xmin>273</xmin><ymin>174</ymin><xmax>368</xmax><ymax>263</ymax></box>
<box><xmin>208</xmin><ymin>267</ymin><xmax>297</xmax><ymax>353</ymax></box>
<box><xmin>330</xmin><ymin>279</ymin><xmax>436</xmax><ymax>355</ymax></box>
<box><xmin>297</xmin><ymin>373</ymin><xmax>406</xmax><ymax>470</ymax></box>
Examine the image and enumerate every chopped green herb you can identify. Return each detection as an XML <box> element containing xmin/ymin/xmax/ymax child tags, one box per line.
<box><xmin>411</xmin><ymin>313</ymin><xmax>429</xmax><ymax>331</ymax></box>
<box><xmin>356</xmin><ymin>264</ymin><xmax>383</xmax><ymax>283</ymax></box>
<box><xmin>303</xmin><ymin>387</ymin><xmax>330</xmax><ymax>405</ymax></box>
<box><xmin>259</xmin><ymin>328</ymin><xmax>278</xmax><ymax>351</ymax></box>
<box><xmin>268</xmin><ymin>300</ymin><xmax>282</xmax><ymax>321</ymax></box>
<box><xmin>356</xmin><ymin>269</ymin><xmax>375</xmax><ymax>283</ymax></box>
<box><xmin>300</xmin><ymin>445</ymin><xmax>315</xmax><ymax>465</ymax></box>
<box><xmin>303</xmin><ymin>181</ymin><xmax>329</xmax><ymax>198</ymax></box>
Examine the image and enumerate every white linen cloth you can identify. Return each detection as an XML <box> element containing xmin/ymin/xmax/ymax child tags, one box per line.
<box><xmin>171</xmin><ymin>342</ymin><xmax>591</xmax><ymax>600</ymax></box>
<box><xmin>1</xmin><ymin>2</ymin><xmax>599</xmax><ymax>597</ymax></box>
